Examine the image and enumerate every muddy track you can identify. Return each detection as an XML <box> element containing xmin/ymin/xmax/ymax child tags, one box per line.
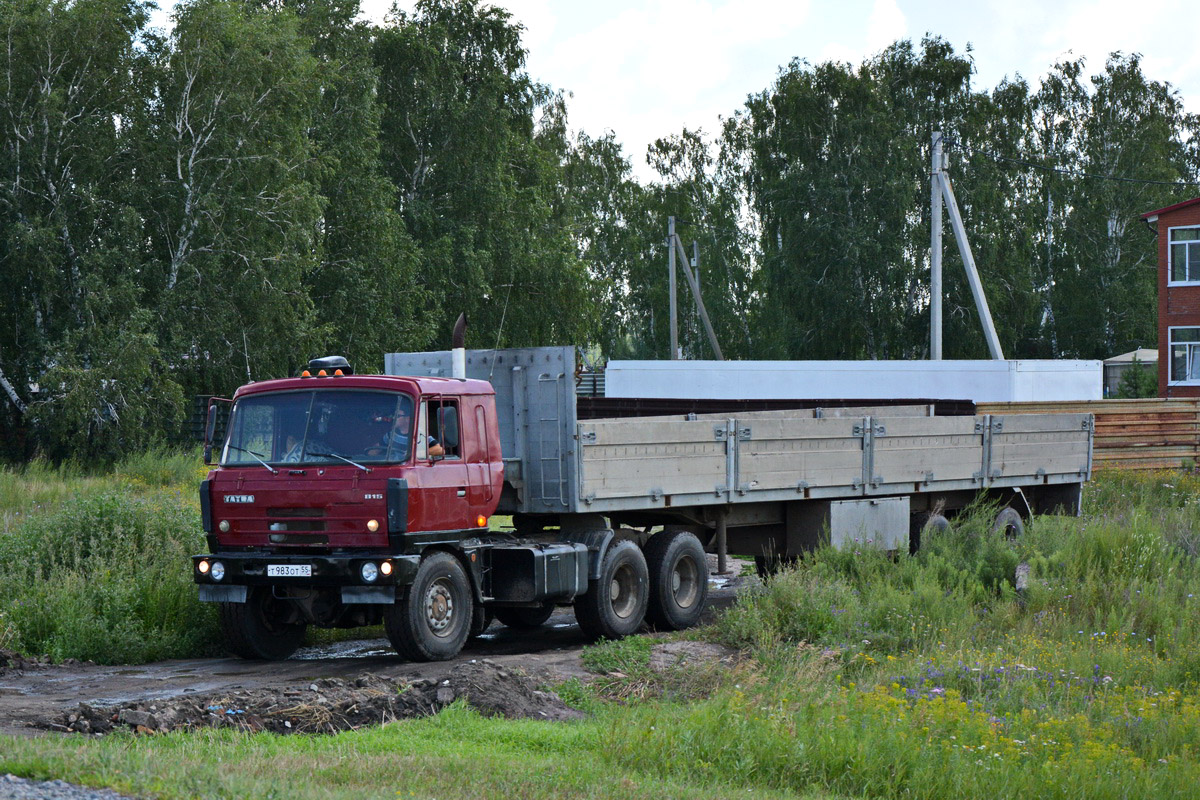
<box><xmin>0</xmin><ymin>564</ymin><xmax>749</xmax><ymax>737</ymax></box>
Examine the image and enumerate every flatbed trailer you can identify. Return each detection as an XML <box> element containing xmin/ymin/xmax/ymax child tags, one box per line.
<box><xmin>387</xmin><ymin>346</ymin><xmax>1091</xmax><ymax>556</ymax></box>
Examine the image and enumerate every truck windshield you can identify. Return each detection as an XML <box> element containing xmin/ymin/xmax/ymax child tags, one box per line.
<box><xmin>221</xmin><ymin>390</ymin><xmax>415</xmax><ymax>467</ymax></box>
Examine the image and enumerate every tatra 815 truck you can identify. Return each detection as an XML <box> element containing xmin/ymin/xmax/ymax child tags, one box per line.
<box><xmin>194</xmin><ymin>346</ymin><xmax>1093</xmax><ymax>661</ymax></box>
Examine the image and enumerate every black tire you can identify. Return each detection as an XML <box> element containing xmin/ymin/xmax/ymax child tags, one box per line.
<box><xmin>910</xmin><ymin>512</ymin><xmax>951</xmax><ymax>553</ymax></box>
<box><xmin>574</xmin><ymin>540</ymin><xmax>649</xmax><ymax>640</ymax></box>
<box><xmin>218</xmin><ymin>589</ymin><xmax>307</xmax><ymax>661</ymax></box>
<box><xmin>385</xmin><ymin>552</ymin><xmax>474</xmax><ymax>662</ymax></box>
<box><xmin>494</xmin><ymin>603</ymin><xmax>556</xmax><ymax>629</ymax></box>
<box><xmin>644</xmin><ymin>530</ymin><xmax>708</xmax><ymax>630</ymax></box>
<box><xmin>993</xmin><ymin>507</ymin><xmax>1025</xmax><ymax>540</ymax></box>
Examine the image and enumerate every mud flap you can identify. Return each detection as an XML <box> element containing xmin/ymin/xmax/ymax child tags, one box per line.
<box><xmin>199</xmin><ymin>585</ymin><xmax>247</xmax><ymax>603</ymax></box>
<box><xmin>341</xmin><ymin>586</ymin><xmax>396</xmax><ymax>604</ymax></box>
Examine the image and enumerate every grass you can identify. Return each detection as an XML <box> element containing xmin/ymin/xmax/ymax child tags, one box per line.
<box><xmin>5</xmin><ymin>463</ymin><xmax>1200</xmax><ymax>798</ymax></box>
<box><xmin>0</xmin><ymin>704</ymin><xmax>815</xmax><ymax>800</ymax></box>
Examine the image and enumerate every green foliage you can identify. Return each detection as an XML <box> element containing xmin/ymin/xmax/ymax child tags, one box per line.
<box><xmin>0</xmin><ymin>468</ymin><xmax>221</xmax><ymax>663</ymax></box>
<box><xmin>1115</xmin><ymin>356</ymin><xmax>1159</xmax><ymax>398</ymax></box>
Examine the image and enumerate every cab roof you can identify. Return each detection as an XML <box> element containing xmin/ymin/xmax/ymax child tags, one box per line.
<box><xmin>233</xmin><ymin>373</ymin><xmax>494</xmax><ymax>399</ymax></box>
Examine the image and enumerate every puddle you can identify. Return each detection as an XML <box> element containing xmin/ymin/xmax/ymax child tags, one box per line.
<box><xmin>708</xmin><ymin>576</ymin><xmax>732</xmax><ymax>590</ymax></box>
<box><xmin>291</xmin><ymin>638</ymin><xmax>395</xmax><ymax>660</ymax></box>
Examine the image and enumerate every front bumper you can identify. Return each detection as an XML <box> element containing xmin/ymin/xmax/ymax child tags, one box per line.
<box><xmin>191</xmin><ymin>552</ymin><xmax>421</xmax><ymax>605</ymax></box>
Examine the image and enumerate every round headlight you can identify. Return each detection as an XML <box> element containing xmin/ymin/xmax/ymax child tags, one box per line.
<box><xmin>210</xmin><ymin>561</ymin><xmax>226</xmax><ymax>582</ymax></box>
<box><xmin>367</xmin><ymin>519</ymin><xmax>380</xmax><ymax>532</ymax></box>
<box><xmin>197</xmin><ymin>559</ymin><xmax>210</xmax><ymax>574</ymax></box>
<box><xmin>360</xmin><ymin>562</ymin><xmax>379</xmax><ymax>583</ymax></box>
<box><xmin>380</xmin><ymin>561</ymin><xmax>393</xmax><ymax>577</ymax></box>
<box><xmin>218</xmin><ymin>520</ymin><xmax>230</xmax><ymax>532</ymax></box>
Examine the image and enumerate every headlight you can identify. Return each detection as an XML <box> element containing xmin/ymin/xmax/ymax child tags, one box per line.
<box><xmin>380</xmin><ymin>561</ymin><xmax>393</xmax><ymax>577</ymax></box>
<box><xmin>210</xmin><ymin>561</ymin><xmax>226</xmax><ymax>582</ymax></box>
<box><xmin>218</xmin><ymin>520</ymin><xmax>230</xmax><ymax>532</ymax></box>
<box><xmin>367</xmin><ymin>519</ymin><xmax>380</xmax><ymax>532</ymax></box>
<box><xmin>360</xmin><ymin>562</ymin><xmax>379</xmax><ymax>583</ymax></box>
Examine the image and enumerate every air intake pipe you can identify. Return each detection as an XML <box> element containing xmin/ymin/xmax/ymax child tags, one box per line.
<box><xmin>451</xmin><ymin>313</ymin><xmax>467</xmax><ymax>379</ymax></box>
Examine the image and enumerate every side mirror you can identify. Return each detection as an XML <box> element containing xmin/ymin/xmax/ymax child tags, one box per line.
<box><xmin>203</xmin><ymin>403</ymin><xmax>218</xmax><ymax>465</ymax></box>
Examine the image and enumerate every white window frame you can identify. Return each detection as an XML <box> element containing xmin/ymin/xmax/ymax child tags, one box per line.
<box><xmin>1168</xmin><ymin>326</ymin><xmax>1200</xmax><ymax>385</ymax></box>
<box><xmin>1167</xmin><ymin>225</ymin><xmax>1200</xmax><ymax>285</ymax></box>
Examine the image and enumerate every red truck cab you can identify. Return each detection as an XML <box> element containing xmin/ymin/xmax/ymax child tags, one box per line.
<box><xmin>193</xmin><ymin>362</ymin><xmax>505</xmax><ymax>661</ymax></box>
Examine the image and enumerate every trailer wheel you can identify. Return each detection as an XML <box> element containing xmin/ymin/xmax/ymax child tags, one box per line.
<box><xmin>993</xmin><ymin>508</ymin><xmax>1025</xmax><ymax>540</ymax></box>
<box><xmin>386</xmin><ymin>552</ymin><xmax>473</xmax><ymax>661</ymax></box>
<box><xmin>644</xmin><ymin>530</ymin><xmax>708</xmax><ymax>630</ymax></box>
<box><xmin>219</xmin><ymin>589</ymin><xmax>307</xmax><ymax>660</ymax></box>
<box><xmin>575</xmin><ymin>540</ymin><xmax>649</xmax><ymax>640</ymax></box>
<box><xmin>494</xmin><ymin>603</ymin><xmax>556</xmax><ymax>629</ymax></box>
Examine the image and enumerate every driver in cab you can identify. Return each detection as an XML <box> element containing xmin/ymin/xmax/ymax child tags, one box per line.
<box><xmin>366</xmin><ymin>406</ymin><xmax>444</xmax><ymax>460</ymax></box>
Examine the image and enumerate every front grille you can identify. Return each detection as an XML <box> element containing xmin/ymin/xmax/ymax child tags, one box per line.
<box><xmin>269</xmin><ymin>533</ymin><xmax>330</xmax><ymax>545</ymax></box>
<box><xmin>267</xmin><ymin>508</ymin><xmax>325</xmax><ymax>518</ymax></box>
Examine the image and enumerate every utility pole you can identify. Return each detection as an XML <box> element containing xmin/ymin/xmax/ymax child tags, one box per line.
<box><xmin>929</xmin><ymin>133</ymin><xmax>1005</xmax><ymax>361</ymax></box>
<box><xmin>931</xmin><ymin>132</ymin><xmax>943</xmax><ymax>359</ymax></box>
<box><xmin>668</xmin><ymin>216</ymin><xmax>679</xmax><ymax>359</ymax></box>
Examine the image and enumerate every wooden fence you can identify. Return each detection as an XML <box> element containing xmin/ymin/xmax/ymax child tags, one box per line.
<box><xmin>978</xmin><ymin>399</ymin><xmax>1200</xmax><ymax>471</ymax></box>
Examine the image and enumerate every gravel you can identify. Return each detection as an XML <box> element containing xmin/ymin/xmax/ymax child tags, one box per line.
<box><xmin>0</xmin><ymin>775</ymin><xmax>139</xmax><ymax>800</ymax></box>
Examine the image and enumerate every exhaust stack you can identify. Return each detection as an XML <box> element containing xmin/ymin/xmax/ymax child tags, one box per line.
<box><xmin>451</xmin><ymin>313</ymin><xmax>467</xmax><ymax>379</ymax></box>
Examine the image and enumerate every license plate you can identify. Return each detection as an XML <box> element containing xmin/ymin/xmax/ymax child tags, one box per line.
<box><xmin>267</xmin><ymin>564</ymin><xmax>311</xmax><ymax>578</ymax></box>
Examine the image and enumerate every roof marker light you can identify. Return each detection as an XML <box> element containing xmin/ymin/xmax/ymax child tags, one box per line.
<box><xmin>301</xmin><ymin>370</ymin><xmax>311</xmax><ymax>378</ymax></box>
<box><xmin>318</xmin><ymin>369</ymin><xmax>328</xmax><ymax>377</ymax></box>
<box><xmin>334</xmin><ymin>369</ymin><xmax>344</xmax><ymax>376</ymax></box>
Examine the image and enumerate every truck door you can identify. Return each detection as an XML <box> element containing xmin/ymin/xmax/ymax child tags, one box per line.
<box><xmin>466</xmin><ymin>400</ymin><xmax>495</xmax><ymax>511</ymax></box>
<box><xmin>415</xmin><ymin>397</ymin><xmax>471</xmax><ymax>531</ymax></box>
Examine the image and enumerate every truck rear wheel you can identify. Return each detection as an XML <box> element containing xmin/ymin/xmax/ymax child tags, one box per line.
<box><xmin>574</xmin><ymin>540</ymin><xmax>649</xmax><ymax>640</ymax></box>
<box><xmin>386</xmin><ymin>552</ymin><xmax>473</xmax><ymax>662</ymax></box>
<box><xmin>219</xmin><ymin>589</ymin><xmax>307</xmax><ymax>660</ymax></box>
<box><xmin>494</xmin><ymin>603</ymin><xmax>556</xmax><ymax>629</ymax></box>
<box><xmin>644</xmin><ymin>530</ymin><xmax>708</xmax><ymax>630</ymax></box>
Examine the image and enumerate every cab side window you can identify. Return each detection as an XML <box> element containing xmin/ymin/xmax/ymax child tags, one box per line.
<box><xmin>424</xmin><ymin>398</ymin><xmax>460</xmax><ymax>459</ymax></box>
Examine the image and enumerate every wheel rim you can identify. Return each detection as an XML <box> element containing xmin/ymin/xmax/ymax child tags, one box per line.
<box><xmin>671</xmin><ymin>554</ymin><xmax>700</xmax><ymax>609</ymax></box>
<box><xmin>610</xmin><ymin>562</ymin><xmax>638</xmax><ymax>619</ymax></box>
<box><xmin>425</xmin><ymin>577</ymin><xmax>456</xmax><ymax>637</ymax></box>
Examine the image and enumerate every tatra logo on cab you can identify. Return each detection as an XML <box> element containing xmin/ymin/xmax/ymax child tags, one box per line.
<box><xmin>223</xmin><ymin>495</ymin><xmax>255</xmax><ymax>503</ymax></box>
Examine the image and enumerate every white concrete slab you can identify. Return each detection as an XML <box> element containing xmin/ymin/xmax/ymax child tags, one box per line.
<box><xmin>604</xmin><ymin>360</ymin><xmax>1102</xmax><ymax>403</ymax></box>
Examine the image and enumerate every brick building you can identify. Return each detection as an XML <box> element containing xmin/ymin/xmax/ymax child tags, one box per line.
<box><xmin>1142</xmin><ymin>198</ymin><xmax>1200</xmax><ymax>397</ymax></box>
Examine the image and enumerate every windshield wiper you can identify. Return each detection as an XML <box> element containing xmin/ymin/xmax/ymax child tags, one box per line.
<box><xmin>226</xmin><ymin>445</ymin><xmax>279</xmax><ymax>474</ymax></box>
<box><xmin>308</xmin><ymin>451</ymin><xmax>372</xmax><ymax>473</ymax></box>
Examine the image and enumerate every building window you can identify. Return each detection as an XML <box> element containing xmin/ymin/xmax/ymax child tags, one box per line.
<box><xmin>1170</xmin><ymin>327</ymin><xmax>1200</xmax><ymax>383</ymax></box>
<box><xmin>1169</xmin><ymin>226</ymin><xmax>1200</xmax><ymax>283</ymax></box>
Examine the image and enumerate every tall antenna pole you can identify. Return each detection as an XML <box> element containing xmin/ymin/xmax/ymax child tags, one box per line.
<box><xmin>931</xmin><ymin>132</ymin><xmax>943</xmax><ymax>360</ymax></box>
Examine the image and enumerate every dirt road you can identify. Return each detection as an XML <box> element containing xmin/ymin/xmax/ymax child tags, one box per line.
<box><xmin>0</xmin><ymin>564</ymin><xmax>748</xmax><ymax>737</ymax></box>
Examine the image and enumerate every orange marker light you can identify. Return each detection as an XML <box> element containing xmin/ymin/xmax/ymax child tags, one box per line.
<box><xmin>317</xmin><ymin>369</ymin><xmax>328</xmax><ymax>377</ymax></box>
<box><xmin>301</xmin><ymin>370</ymin><xmax>311</xmax><ymax>378</ymax></box>
<box><xmin>334</xmin><ymin>369</ymin><xmax>344</xmax><ymax>376</ymax></box>
<box><xmin>476</xmin><ymin>515</ymin><xmax>488</xmax><ymax>528</ymax></box>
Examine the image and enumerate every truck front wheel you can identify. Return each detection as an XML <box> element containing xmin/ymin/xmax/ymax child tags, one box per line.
<box><xmin>644</xmin><ymin>530</ymin><xmax>708</xmax><ymax>630</ymax></box>
<box><xmin>574</xmin><ymin>540</ymin><xmax>649</xmax><ymax>640</ymax></box>
<box><xmin>386</xmin><ymin>552</ymin><xmax>474</xmax><ymax>661</ymax></box>
<box><xmin>219</xmin><ymin>589</ymin><xmax>307</xmax><ymax>660</ymax></box>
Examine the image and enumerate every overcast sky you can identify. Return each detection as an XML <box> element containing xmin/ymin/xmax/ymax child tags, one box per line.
<box><xmin>154</xmin><ymin>1</ymin><xmax>1200</xmax><ymax>179</ymax></box>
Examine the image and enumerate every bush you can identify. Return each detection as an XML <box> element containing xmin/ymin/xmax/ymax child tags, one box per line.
<box><xmin>0</xmin><ymin>488</ymin><xmax>221</xmax><ymax>663</ymax></box>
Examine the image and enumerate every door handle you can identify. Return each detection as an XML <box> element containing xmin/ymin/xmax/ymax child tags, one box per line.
<box><xmin>456</xmin><ymin>488</ymin><xmax>467</xmax><ymax>497</ymax></box>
